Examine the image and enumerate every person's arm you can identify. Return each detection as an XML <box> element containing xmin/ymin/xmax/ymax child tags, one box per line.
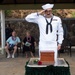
<box><xmin>6</xmin><ymin>42</ymin><xmax>9</xmax><ymax>47</ymax></box>
<box><xmin>34</xmin><ymin>41</ymin><xmax>37</xmax><ymax>47</ymax></box>
<box><xmin>22</xmin><ymin>38</ymin><xmax>25</xmax><ymax>45</ymax></box>
<box><xmin>22</xmin><ymin>42</ymin><xmax>24</xmax><ymax>45</ymax></box>
<box><xmin>57</xmin><ymin>18</ymin><xmax>64</xmax><ymax>50</ymax></box>
<box><xmin>25</xmin><ymin>10</ymin><xmax>45</xmax><ymax>24</ymax></box>
<box><xmin>16</xmin><ymin>37</ymin><xmax>21</xmax><ymax>45</ymax></box>
<box><xmin>25</xmin><ymin>13</ymin><xmax>39</xmax><ymax>24</ymax></box>
<box><xmin>6</xmin><ymin>37</ymin><xmax>11</xmax><ymax>46</ymax></box>
<box><xmin>32</xmin><ymin>36</ymin><xmax>37</xmax><ymax>47</ymax></box>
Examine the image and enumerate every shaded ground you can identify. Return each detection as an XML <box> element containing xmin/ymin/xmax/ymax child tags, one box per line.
<box><xmin>0</xmin><ymin>50</ymin><xmax>75</xmax><ymax>75</ymax></box>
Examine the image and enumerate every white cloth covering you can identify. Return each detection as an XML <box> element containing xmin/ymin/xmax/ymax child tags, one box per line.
<box><xmin>42</xmin><ymin>3</ymin><xmax>54</xmax><ymax>10</ymax></box>
<box><xmin>25</xmin><ymin>13</ymin><xmax>64</xmax><ymax>62</ymax></box>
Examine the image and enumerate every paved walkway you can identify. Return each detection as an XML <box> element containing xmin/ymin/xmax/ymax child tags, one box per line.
<box><xmin>0</xmin><ymin>51</ymin><xmax>75</xmax><ymax>75</ymax></box>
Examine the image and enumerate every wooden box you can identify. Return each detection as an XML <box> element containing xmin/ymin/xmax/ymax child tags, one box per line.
<box><xmin>40</xmin><ymin>51</ymin><xmax>54</xmax><ymax>65</ymax></box>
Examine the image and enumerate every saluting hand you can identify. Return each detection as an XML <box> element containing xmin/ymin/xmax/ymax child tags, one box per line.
<box><xmin>38</xmin><ymin>10</ymin><xmax>45</xmax><ymax>15</ymax></box>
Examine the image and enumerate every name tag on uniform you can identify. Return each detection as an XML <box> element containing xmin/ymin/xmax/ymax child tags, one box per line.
<box><xmin>53</xmin><ymin>19</ymin><xmax>57</xmax><ymax>21</ymax></box>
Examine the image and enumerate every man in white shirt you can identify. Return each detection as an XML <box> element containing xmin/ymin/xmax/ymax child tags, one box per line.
<box><xmin>25</xmin><ymin>3</ymin><xmax>64</xmax><ymax>64</ymax></box>
<box><xmin>5</xmin><ymin>31</ymin><xmax>20</xmax><ymax>58</ymax></box>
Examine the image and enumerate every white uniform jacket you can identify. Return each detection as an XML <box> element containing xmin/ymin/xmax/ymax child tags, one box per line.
<box><xmin>25</xmin><ymin>13</ymin><xmax>64</xmax><ymax>62</ymax></box>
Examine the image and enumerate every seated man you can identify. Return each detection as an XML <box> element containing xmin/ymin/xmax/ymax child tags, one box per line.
<box><xmin>5</xmin><ymin>31</ymin><xmax>20</xmax><ymax>58</ymax></box>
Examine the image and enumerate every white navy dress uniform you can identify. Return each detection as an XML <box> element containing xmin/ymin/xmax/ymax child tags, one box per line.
<box><xmin>25</xmin><ymin>3</ymin><xmax>64</xmax><ymax>64</ymax></box>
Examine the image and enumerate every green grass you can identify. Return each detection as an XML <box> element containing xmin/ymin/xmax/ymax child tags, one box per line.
<box><xmin>5</xmin><ymin>10</ymin><xmax>12</xmax><ymax>16</ymax></box>
<box><xmin>71</xmin><ymin>12</ymin><xmax>75</xmax><ymax>18</ymax></box>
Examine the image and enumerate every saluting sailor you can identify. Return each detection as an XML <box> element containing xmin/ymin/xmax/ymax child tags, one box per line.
<box><xmin>25</xmin><ymin>3</ymin><xmax>64</xmax><ymax>64</ymax></box>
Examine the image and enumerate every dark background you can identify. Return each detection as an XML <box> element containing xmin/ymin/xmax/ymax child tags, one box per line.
<box><xmin>0</xmin><ymin>0</ymin><xmax>75</xmax><ymax>4</ymax></box>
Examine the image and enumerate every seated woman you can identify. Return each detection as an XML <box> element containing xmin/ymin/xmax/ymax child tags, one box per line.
<box><xmin>22</xmin><ymin>31</ymin><xmax>36</xmax><ymax>58</ymax></box>
<box><xmin>5</xmin><ymin>31</ymin><xmax>21</xmax><ymax>58</ymax></box>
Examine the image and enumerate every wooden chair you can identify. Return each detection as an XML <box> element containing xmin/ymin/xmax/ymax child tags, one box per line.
<box><xmin>69</xmin><ymin>36</ymin><xmax>75</xmax><ymax>56</ymax></box>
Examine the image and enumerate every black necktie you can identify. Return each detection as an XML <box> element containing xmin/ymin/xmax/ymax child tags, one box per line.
<box><xmin>45</xmin><ymin>17</ymin><xmax>53</xmax><ymax>34</ymax></box>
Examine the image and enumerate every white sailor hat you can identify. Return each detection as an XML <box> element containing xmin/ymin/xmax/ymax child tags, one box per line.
<box><xmin>42</xmin><ymin>3</ymin><xmax>54</xmax><ymax>10</ymax></box>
